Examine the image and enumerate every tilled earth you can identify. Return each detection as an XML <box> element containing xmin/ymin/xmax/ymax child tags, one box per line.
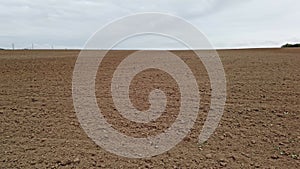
<box><xmin>0</xmin><ymin>49</ymin><xmax>299</xmax><ymax>168</ymax></box>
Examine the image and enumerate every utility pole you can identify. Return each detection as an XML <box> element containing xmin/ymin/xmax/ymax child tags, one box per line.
<box><xmin>32</xmin><ymin>43</ymin><xmax>34</xmax><ymax>50</ymax></box>
<box><xmin>12</xmin><ymin>43</ymin><xmax>15</xmax><ymax>50</ymax></box>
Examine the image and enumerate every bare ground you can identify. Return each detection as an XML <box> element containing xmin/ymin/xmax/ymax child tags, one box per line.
<box><xmin>0</xmin><ymin>49</ymin><xmax>299</xmax><ymax>168</ymax></box>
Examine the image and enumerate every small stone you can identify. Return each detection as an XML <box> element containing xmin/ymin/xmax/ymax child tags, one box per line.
<box><xmin>291</xmin><ymin>154</ymin><xmax>298</xmax><ymax>159</ymax></box>
<box><xmin>241</xmin><ymin>152</ymin><xmax>250</xmax><ymax>158</ymax></box>
<box><xmin>73</xmin><ymin>157</ymin><xmax>80</xmax><ymax>163</ymax></box>
<box><xmin>30</xmin><ymin>161</ymin><xmax>36</xmax><ymax>165</ymax></box>
<box><xmin>183</xmin><ymin>137</ymin><xmax>191</xmax><ymax>142</ymax></box>
<box><xmin>224</xmin><ymin>132</ymin><xmax>233</xmax><ymax>138</ymax></box>
<box><xmin>230</xmin><ymin>154</ymin><xmax>237</xmax><ymax>161</ymax></box>
<box><xmin>220</xmin><ymin>162</ymin><xmax>227</xmax><ymax>167</ymax></box>
<box><xmin>61</xmin><ymin>160</ymin><xmax>72</xmax><ymax>166</ymax></box>
<box><xmin>265</xmin><ymin>138</ymin><xmax>271</xmax><ymax>143</ymax></box>
<box><xmin>220</xmin><ymin>136</ymin><xmax>225</xmax><ymax>140</ymax></box>
<box><xmin>31</xmin><ymin>98</ymin><xmax>38</xmax><ymax>102</ymax></box>
<box><xmin>254</xmin><ymin>163</ymin><xmax>260</xmax><ymax>168</ymax></box>
<box><xmin>99</xmin><ymin>164</ymin><xmax>106</xmax><ymax>168</ymax></box>
<box><xmin>218</xmin><ymin>158</ymin><xmax>226</xmax><ymax>162</ymax></box>
<box><xmin>271</xmin><ymin>155</ymin><xmax>279</xmax><ymax>159</ymax></box>
<box><xmin>276</xmin><ymin>114</ymin><xmax>284</xmax><ymax>118</ymax></box>
<box><xmin>205</xmin><ymin>154</ymin><xmax>213</xmax><ymax>159</ymax></box>
<box><xmin>251</xmin><ymin>140</ymin><xmax>256</xmax><ymax>144</ymax></box>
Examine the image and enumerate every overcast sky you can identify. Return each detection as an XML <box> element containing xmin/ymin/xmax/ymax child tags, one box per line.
<box><xmin>1</xmin><ymin>0</ymin><xmax>300</xmax><ymax>49</ymax></box>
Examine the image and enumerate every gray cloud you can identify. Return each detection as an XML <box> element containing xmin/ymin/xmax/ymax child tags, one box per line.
<box><xmin>0</xmin><ymin>0</ymin><xmax>299</xmax><ymax>49</ymax></box>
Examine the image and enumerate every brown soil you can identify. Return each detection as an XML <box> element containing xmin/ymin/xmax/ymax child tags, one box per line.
<box><xmin>0</xmin><ymin>49</ymin><xmax>299</xmax><ymax>168</ymax></box>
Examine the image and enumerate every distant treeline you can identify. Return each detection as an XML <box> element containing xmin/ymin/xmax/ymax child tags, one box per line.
<box><xmin>281</xmin><ymin>43</ymin><xmax>300</xmax><ymax>48</ymax></box>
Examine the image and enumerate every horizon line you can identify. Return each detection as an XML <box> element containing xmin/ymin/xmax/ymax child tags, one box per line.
<box><xmin>1</xmin><ymin>47</ymin><xmax>287</xmax><ymax>51</ymax></box>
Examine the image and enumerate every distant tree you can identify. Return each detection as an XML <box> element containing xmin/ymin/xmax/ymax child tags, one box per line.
<box><xmin>281</xmin><ymin>43</ymin><xmax>300</xmax><ymax>48</ymax></box>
